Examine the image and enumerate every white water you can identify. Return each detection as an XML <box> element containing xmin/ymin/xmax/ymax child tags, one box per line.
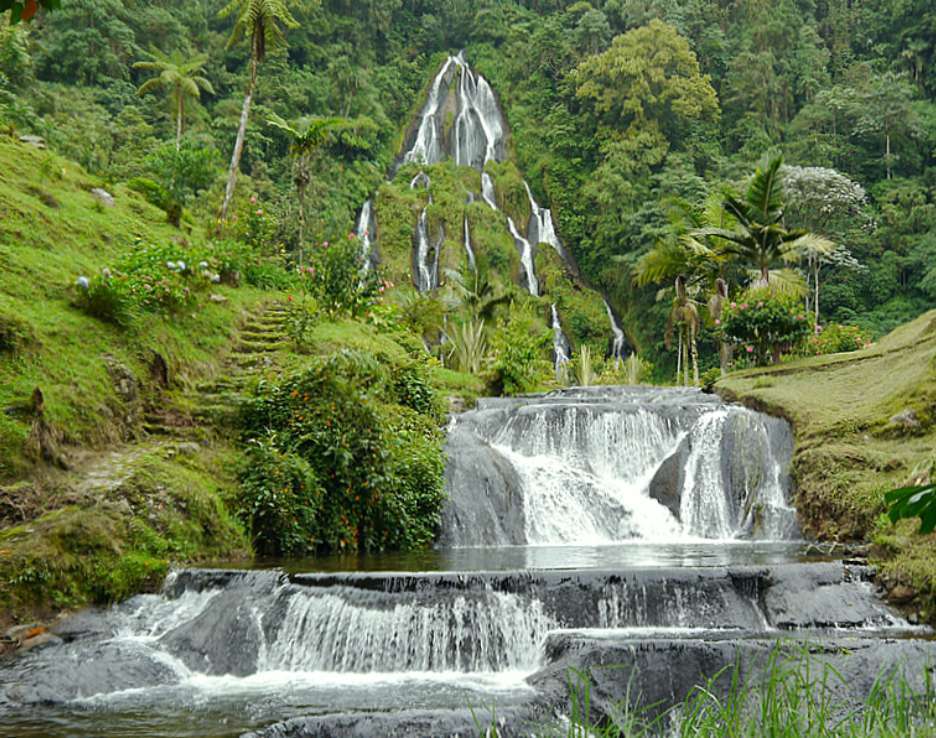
<box><xmin>680</xmin><ymin>411</ymin><xmax>735</xmax><ymax>539</ymax></box>
<box><xmin>524</xmin><ymin>181</ymin><xmax>566</xmax><ymax>264</ymax></box>
<box><xmin>414</xmin><ymin>205</ymin><xmax>434</xmax><ymax>291</ymax></box>
<box><xmin>551</xmin><ymin>304</ymin><xmax>571</xmax><ymax>379</ymax></box>
<box><xmin>604</xmin><ymin>299</ymin><xmax>627</xmax><ymax>364</ymax></box>
<box><xmin>355</xmin><ymin>199</ymin><xmax>374</xmax><ymax>270</ymax></box>
<box><xmin>481</xmin><ymin>172</ymin><xmax>498</xmax><ymax>209</ymax></box>
<box><xmin>463</xmin><ymin>215</ymin><xmax>476</xmax><ymax>271</ymax></box>
<box><xmin>507</xmin><ymin>216</ymin><xmax>538</xmax><ymax>296</ymax></box>
<box><xmin>261</xmin><ymin>589</ymin><xmax>553</xmax><ymax>673</ymax></box>
<box><xmin>404</xmin><ymin>52</ymin><xmax>506</xmax><ymax>170</ymax></box>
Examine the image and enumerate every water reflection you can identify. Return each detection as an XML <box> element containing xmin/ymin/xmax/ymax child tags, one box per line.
<box><xmin>233</xmin><ymin>541</ymin><xmax>834</xmax><ymax>575</ymax></box>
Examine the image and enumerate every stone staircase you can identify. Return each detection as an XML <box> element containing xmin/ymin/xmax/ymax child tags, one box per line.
<box><xmin>142</xmin><ymin>301</ymin><xmax>291</xmax><ymax>439</ymax></box>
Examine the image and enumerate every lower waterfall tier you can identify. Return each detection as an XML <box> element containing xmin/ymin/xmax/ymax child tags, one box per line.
<box><xmin>441</xmin><ymin>387</ymin><xmax>798</xmax><ymax>547</ymax></box>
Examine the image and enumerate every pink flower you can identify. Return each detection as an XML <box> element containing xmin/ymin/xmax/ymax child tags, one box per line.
<box><xmin>746</xmin><ymin>345</ymin><xmax>754</xmax><ymax>353</ymax></box>
<box><xmin>322</xmin><ymin>241</ymin><xmax>329</xmax><ymax>249</ymax></box>
<box><xmin>730</xmin><ymin>302</ymin><xmax>737</xmax><ymax>309</ymax></box>
<box><xmin>256</xmin><ymin>209</ymin><xmax>263</xmax><ymax>216</ymax></box>
<box><xmin>250</xmin><ymin>195</ymin><xmax>258</xmax><ymax>205</ymax></box>
<box><xmin>714</xmin><ymin>318</ymin><xmax>721</xmax><ymax>326</ymax></box>
<box><xmin>348</xmin><ymin>232</ymin><xmax>356</xmax><ymax>240</ymax></box>
<box><xmin>740</xmin><ymin>303</ymin><xmax>749</xmax><ymax>310</ymax></box>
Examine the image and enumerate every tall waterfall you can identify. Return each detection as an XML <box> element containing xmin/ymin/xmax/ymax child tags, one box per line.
<box><xmin>442</xmin><ymin>387</ymin><xmax>798</xmax><ymax>547</ymax></box>
<box><xmin>507</xmin><ymin>216</ymin><xmax>538</xmax><ymax>296</ymax></box>
<box><xmin>550</xmin><ymin>304</ymin><xmax>571</xmax><ymax>379</ymax></box>
<box><xmin>403</xmin><ymin>52</ymin><xmax>507</xmax><ymax>170</ymax></box>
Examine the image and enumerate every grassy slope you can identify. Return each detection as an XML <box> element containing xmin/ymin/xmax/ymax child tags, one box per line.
<box><xmin>0</xmin><ymin>138</ymin><xmax>271</xmax><ymax>626</ymax></box>
<box><xmin>718</xmin><ymin>311</ymin><xmax>936</xmax><ymax>619</ymax></box>
<box><xmin>0</xmin><ymin>138</ymin><xmax>269</xmax><ymax>479</ymax></box>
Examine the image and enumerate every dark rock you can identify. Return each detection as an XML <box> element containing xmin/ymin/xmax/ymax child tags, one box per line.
<box><xmin>647</xmin><ymin>436</ymin><xmax>689</xmax><ymax>519</ymax></box>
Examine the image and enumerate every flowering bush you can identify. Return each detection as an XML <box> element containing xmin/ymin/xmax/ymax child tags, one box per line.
<box><xmin>74</xmin><ymin>240</ymin><xmax>217</xmax><ymax>325</ymax></box>
<box><xmin>300</xmin><ymin>232</ymin><xmax>380</xmax><ymax>317</ymax></box>
<box><xmin>804</xmin><ymin>323</ymin><xmax>871</xmax><ymax>356</ymax></box>
<box><xmin>720</xmin><ymin>289</ymin><xmax>812</xmax><ymax>366</ymax></box>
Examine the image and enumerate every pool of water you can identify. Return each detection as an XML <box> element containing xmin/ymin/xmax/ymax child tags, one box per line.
<box><xmin>230</xmin><ymin>540</ymin><xmax>839</xmax><ymax>574</ymax></box>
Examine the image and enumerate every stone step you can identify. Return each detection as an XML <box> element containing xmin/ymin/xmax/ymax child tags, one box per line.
<box><xmin>239</xmin><ymin>329</ymin><xmax>288</xmax><ymax>342</ymax></box>
<box><xmin>232</xmin><ymin>340</ymin><xmax>289</xmax><ymax>354</ymax></box>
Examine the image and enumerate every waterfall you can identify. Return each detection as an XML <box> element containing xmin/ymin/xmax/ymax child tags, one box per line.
<box><xmin>463</xmin><ymin>215</ymin><xmax>476</xmax><ymax>271</ymax></box>
<box><xmin>261</xmin><ymin>589</ymin><xmax>552</xmax><ymax>673</ymax></box>
<box><xmin>524</xmin><ymin>182</ymin><xmax>566</xmax><ymax>262</ymax></box>
<box><xmin>443</xmin><ymin>388</ymin><xmax>800</xmax><ymax>546</ymax></box>
<box><xmin>550</xmin><ymin>304</ymin><xmax>571</xmax><ymax>380</ymax></box>
<box><xmin>604</xmin><ymin>300</ymin><xmax>627</xmax><ymax>364</ymax></box>
<box><xmin>507</xmin><ymin>216</ymin><xmax>538</xmax><ymax>296</ymax></box>
<box><xmin>410</xmin><ymin>171</ymin><xmax>431</xmax><ymax>190</ymax></box>
<box><xmin>403</xmin><ymin>53</ymin><xmax>506</xmax><ymax>170</ymax></box>
<box><xmin>355</xmin><ymin>199</ymin><xmax>376</xmax><ymax>270</ymax></box>
<box><xmin>413</xmin><ymin>204</ymin><xmax>442</xmax><ymax>292</ymax></box>
<box><xmin>481</xmin><ymin>172</ymin><xmax>498</xmax><ymax>210</ymax></box>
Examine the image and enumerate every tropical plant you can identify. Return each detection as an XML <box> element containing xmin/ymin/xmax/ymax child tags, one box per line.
<box><xmin>133</xmin><ymin>49</ymin><xmax>214</xmax><ymax>151</ymax></box>
<box><xmin>1</xmin><ymin>0</ymin><xmax>57</xmax><ymax>24</ymax></box>
<box><xmin>216</xmin><ymin>0</ymin><xmax>299</xmax><ymax>229</ymax></box>
<box><xmin>301</xmin><ymin>234</ymin><xmax>379</xmax><ymax>318</ymax></box>
<box><xmin>665</xmin><ymin>276</ymin><xmax>701</xmax><ymax>385</ymax></box>
<box><xmin>444</xmin><ymin>264</ymin><xmax>510</xmax><ymax>323</ymax></box>
<box><xmin>694</xmin><ymin>156</ymin><xmax>811</xmax><ymax>285</ymax></box>
<box><xmin>886</xmin><ymin>484</ymin><xmax>936</xmax><ymax>534</ymax></box>
<box><xmin>267</xmin><ymin>113</ymin><xmax>375</xmax><ymax>263</ymax></box>
<box><xmin>574</xmin><ymin>344</ymin><xmax>595</xmax><ymax>387</ymax></box>
<box><xmin>446</xmin><ymin>319</ymin><xmax>487</xmax><ymax>375</ymax></box>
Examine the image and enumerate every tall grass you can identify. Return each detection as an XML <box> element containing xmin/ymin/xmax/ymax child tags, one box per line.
<box><xmin>475</xmin><ymin>647</ymin><xmax>936</xmax><ymax>737</ymax></box>
<box><xmin>575</xmin><ymin>345</ymin><xmax>596</xmax><ymax>387</ymax></box>
<box><xmin>447</xmin><ymin>319</ymin><xmax>487</xmax><ymax>374</ymax></box>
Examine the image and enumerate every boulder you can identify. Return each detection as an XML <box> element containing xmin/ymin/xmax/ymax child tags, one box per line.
<box><xmin>90</xmin><ymin>187</ymin><xmax>115</xmax><ymax>207</ymax></box>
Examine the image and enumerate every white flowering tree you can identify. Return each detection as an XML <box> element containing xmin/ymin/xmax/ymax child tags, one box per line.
<box><xmin>781</xmin><ymin>165</ymin><xmax>869</xmax><ymax>327</ymax></box>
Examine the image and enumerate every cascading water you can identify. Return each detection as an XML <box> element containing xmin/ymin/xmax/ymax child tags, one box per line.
<box><xmin>550</xmin><ymin>304</ymin><xmax>571</xmax><ymax>380</ymax></box>
<box><xmin>442</xmin><ymin>387</ymin><xmax>799</xmax><ymax>547</ymax></box>
<box><xmin>525</xmin><ymin>181</ymin><xmax>566</xmax><ymax>263</ymax></box>
<box><xmin>507</xmin><ymin>216</ymin><xmax>538</xmax><ymax>296</ymax></box>
<box><xmin>355</xmin><ymin>199</ymin><xmax>376</xmax><ymax>270</ymax></box>
<box><xmin>604</xmin><ymin>299</ymin><xmax>628</xmax><ymax>364</ymax></box>
<box><xmin>463</xmin><ymin>214</ymin><xmax>476</xmax><ymax>271</ymax></box>
<box><xmin>403</xmin><ymin>52</ymin><xmax>507</xmax><ymax>170</ymax></box>
<box><xmin>481</xmin><ymin>172</ymin><xmax>498</xmax><ymax>209</ymax></box>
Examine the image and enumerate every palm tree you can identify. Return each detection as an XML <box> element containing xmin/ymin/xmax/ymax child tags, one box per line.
<box><xmin>217</xmin><ymin>0</ymin><xmax>299</xmax><ymax>230</ymax></box>
<box><xmin>665</xmin><ymin>276</ymin><xmax>701</xmax><ymax>386</ymax></box>
<box><xmin>267</xmin><ymin>113</ymin><xmax>372</xmax><ymax>264</ymax></box>
<box><xmin>134</xmin><ymin>49</ymin><xmax>214</xmax><ymax>151</ymax></box>
<box><xmin>694</xmin><ymin>155</ymin><xmax>809</xmax><ymax>285</ymax></box>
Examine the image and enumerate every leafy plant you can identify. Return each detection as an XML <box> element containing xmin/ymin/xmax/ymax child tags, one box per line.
<box><xmin>302</xmin><ymin>234</ymin><xmax>379</xmax><ymax>317</ymax></box>
<box><xmin>886</xmin><ymin>484</ymin><xmax>936</xmax><ymax>534</ymax></box>
<box><xmin>446</xmin><ymin>319</ymin><xmax>487</xmax><ymax>375</ymax></box>
<box><xmin>491</xmin><ymin>307</ymin><xmax>550</xmax><ymax>395</ymax></box>
<box><xmin>574</xmin><ymin>344</ymin><xmax>595</xmax><ymax>387</ymax></box>
<box><xmin>237</xmin><ymin>433</ymin><xmax>322</xmax><ymax>557</ymax></box>
<box><xmin>804</xmin><ymin>323</ymin><xmax>871</xmax><ymax>356</ymax></box>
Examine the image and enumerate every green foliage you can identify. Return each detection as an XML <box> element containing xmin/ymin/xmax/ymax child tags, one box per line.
<box><xmin>805</xmin><ymin>323</ymin><xmax>871</xmax><ymax>356</ymax></box>
<box><xmin>143</xmin><ymin>139</ymin><xmax>219</xmax><ymax>225</ymax></box>
<box><xmin>300</xmin><ymin>234</ymin><xmax>379</xmax><ymax>317</ymax></box>
<box><xmin>886</xmin><ymin>484</ymin><xmax>936</xmax><ymax>535</ymax></box>
<box><xmin>238</xmin><ymin>433</ymin><xmax>322</xmax><ymax>556</ymax></box>
<box><xmin>491</xmin><ymin>306</ymin><xmax>550</xmax><ymax>395</ymax></box>
<box><xmin>721</xmin><ymin>289</ymin><xmax>812</xmax><ymax>366</ymax></box>
<box><xmin>240</xmin><ymin>349</ymin><xmax>445</xmax><ymax>554</ymax></box>
<box><xmin>73</xmin><ymin>272</ymin><xmax>139</xmax><ymax>327</ymax></box>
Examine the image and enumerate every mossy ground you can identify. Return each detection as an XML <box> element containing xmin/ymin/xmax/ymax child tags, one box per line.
<box><xmin>718</xmin><ymin>310</ymin><xmax>936</xmax><ymax>621</ymax></box>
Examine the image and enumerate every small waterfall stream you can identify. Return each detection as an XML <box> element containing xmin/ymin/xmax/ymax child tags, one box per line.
<box><xmin>507</xmin><ymin>216</ymin><xmax>538</xmax><ymax>296</ymax></box>
<box><xmin>550</xmin><ymin>304</ymin><xmax>571</xmax><ymax>379</ymax></box>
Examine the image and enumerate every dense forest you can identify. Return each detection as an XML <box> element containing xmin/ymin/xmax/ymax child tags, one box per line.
<box><xmin>1</xmin><ymin>0</ymin><xmax>933</xmax><ymax>374</ymax></box>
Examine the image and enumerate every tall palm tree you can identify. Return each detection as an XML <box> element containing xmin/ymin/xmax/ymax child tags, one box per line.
<box><xmin>267</xmin><ymin>113</ymin><xmax>375</xmax><ymax>264</ymax></box>
<box><xmin>216</xmin><ymin>0</ymin><xmax>299</xmax><ymax>230</ymax></box>
<box><xmin>694</xmin><ymin>155</ymin><xmax>809</xmax><ymax>284</ymax></box>
<box><xmin>134</xmin><ymin>49</ymin><xmax>214</xmax><ymax>151</ymax></box>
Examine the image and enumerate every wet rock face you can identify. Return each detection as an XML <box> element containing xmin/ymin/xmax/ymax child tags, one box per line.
<box><xmin>443</xmin><ymin>387</ymin><xmax>798</xmax><ymax>546</ymax></box>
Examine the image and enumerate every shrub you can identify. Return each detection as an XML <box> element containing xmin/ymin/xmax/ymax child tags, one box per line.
<box><xmin>74</xmin><ymin>274</ymin><xmax>139</xmax><ymax>327</ymax></box>
<box><xmin>203</xmin><ymin>239</ymin><xmax>294</xmax><ymax>290</ymax></box>
<box><xmin>804</xmin><ymin>322</ymin><xmax>871</xmax><ymax>356</ymax></box>
<box><xmin>240</xmin><ymin>349</ymin><xmax>445</xmax><ymax>554</ymax></box>
<box><xmin>720</xmin><ymin>289</ymin><xmax>812</xmax><ymax>366</ymax></box>
<box><xmin>302</xmin><ymin>235</ymin><xmax>380</xmax><ymax>317</ymax></box>
<box><xmin>490</xmin><ymin>307</ymin><xmax>550</xmax><ymax>395</ymax></box>
<box><xmin>238</xmin><ymin>434</ymin><xmax>322</xmax><ymax>557</ymax></box>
